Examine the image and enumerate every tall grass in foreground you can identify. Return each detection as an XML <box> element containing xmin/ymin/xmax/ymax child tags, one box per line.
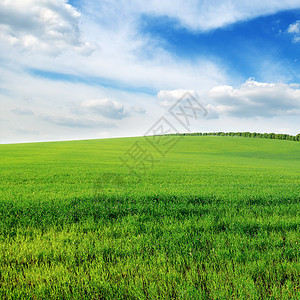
<box><xmin>0</xmin><ymin>136</ymin><xmax>299</xmax><ymax>299</ymax></box>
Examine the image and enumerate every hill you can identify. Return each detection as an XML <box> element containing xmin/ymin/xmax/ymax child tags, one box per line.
<box><xmin>0</xmin><ymin>136</ymin><xmax>299</xmax><ymax>299</ymax></box>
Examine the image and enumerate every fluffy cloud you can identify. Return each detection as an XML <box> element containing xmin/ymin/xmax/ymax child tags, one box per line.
<box><xmin>288</xmin><ymin>21</ymin><xmax>300</xmax><ymax>43</ymax></box>
<box><xmin>158</xmin><ymin>89</ymin><xmax>197</xmax><ymax>107</ymax></box>
<box><xmin>81</xmin><ymin>99</ymin><xmax>128</xmax><ymax>119</ymax></box>
<box><xmin>288</xmin><ymin>21</ymin><xmax>300</xmax><ymax>33</ymax></box>
<box><xmin>207</xmin><ymin>79</ymin><xmax>300</xmax><ymax>118</ymax></box>
<box><xmin>0</xmin><ymin>0</ymin><xmax>93</xmax><ymax>55</ymax></box>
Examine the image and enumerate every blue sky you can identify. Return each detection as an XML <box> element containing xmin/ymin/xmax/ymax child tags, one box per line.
<box><xmin>0</xmin><ymin>0</ymin><xmax>300</xmax><ymax>143</ymax></box>
<box><xmin>141</xmin><ymin>9</ymin><xmax>300</xmax><ymax>83</ymax></box>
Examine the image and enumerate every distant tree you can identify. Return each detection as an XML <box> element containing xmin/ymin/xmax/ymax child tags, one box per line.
<box><xmin>169</xmin><ymin>131</ymin><xmax>299</xmax><ymax>142</ymax></box>
<box><xmin>269</xmin><ymin>133</ymin><xmax>275</xmax><ymax>139</ymax></box>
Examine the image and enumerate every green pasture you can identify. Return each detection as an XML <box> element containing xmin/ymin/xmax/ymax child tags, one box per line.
<box><xmin>0</xmin><ymin>136</ymin><xmax>299</xmax><ymax>299</ymax></box>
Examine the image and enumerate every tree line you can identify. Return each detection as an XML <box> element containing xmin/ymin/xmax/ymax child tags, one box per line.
<box><xmin>166</xmin><ymin>132</ymin><xmax>300</xmax><ymax>141</ymax></box>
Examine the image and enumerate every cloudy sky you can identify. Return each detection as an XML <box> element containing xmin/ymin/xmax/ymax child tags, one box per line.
<box><xmin>1</xmin><ymin>0</ymin><xmax>300</xmax><ymax>143</ymax></box>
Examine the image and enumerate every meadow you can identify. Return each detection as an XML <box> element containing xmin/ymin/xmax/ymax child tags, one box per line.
<box><xmin>0</xmin><ymin>136</ymin><xmax>299</xmax><ymax>299</ymax></box>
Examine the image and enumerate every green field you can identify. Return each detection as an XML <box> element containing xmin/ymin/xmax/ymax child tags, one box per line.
<box><xmin>0</xmin><ymin>136</ymin><xmax>299</xmax><ymax>299</ymax></box>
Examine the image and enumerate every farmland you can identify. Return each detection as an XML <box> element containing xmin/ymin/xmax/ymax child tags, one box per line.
<box><xmin>0</xmin><ymin>136</ymin><xmax>299</xmax><ymax>299</ymax></box>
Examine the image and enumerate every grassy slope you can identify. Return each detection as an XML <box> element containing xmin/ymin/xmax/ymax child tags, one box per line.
<box><xmin>0</xmin><ymin>136</ymin><xmax>299</xmax><ymax>299</ymax></box>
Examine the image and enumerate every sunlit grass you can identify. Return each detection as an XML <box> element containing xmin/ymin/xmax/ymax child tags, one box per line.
<box><xmin>0</xmin><ymin>136</ymin><xmax>299</xmax><ymax>299</ymax></box>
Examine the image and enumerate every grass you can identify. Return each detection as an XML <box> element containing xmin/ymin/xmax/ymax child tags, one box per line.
<box><xmin>0</xmin><ymin>136</ymin><xmax>299</xmax><ymax>299</ymax></box>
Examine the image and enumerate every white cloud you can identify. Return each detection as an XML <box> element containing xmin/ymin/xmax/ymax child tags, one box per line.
<box><xmin>207</xmin><ymin>79</ymin><xmax>300</xmax><ymax>118</ymax></box>
<box><xmin>288</xmin><ymin>21</ymin><xmax>300</xmax><ymax>34</ymax></box>
<box><xmin>158</xmin><ymin>89</ymin><xmax>197</xmax><ymax>107</ymax></box>
<box><xmin>157</xmin><ymin>89</ymin><xmax>218</xmax><ymax>120</ymax></box>
<box><xmin>81</xmin><ymin>98</ymin><xmax>128</xmax><ymax>119</ymax></box>
<box><xmin>0</xmin><ymin>0</ymin><xmax>94</xmax><ymax>55</ymax></box>
<box><xmin>288</xmin><ymin>21</ymin><xmax>300</xmax><ymax>43</ymax></box>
